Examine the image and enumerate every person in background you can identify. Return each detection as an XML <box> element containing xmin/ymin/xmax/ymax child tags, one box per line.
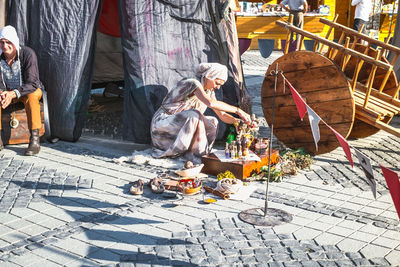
<box><xmin>351</xmin><ymin>0</ymin><xmax>372</xmax><ymax>34</ymax></box>
<box><xmin>0</xmin><ymin>25</ymin><xmax>43</xmax><ymax>155</ymax></box>
<box><xmin>151</xmin><ymin>62</ymin><xmax>251</xmax><ymax>163</ymax></box>
<box><xmin>280</xmin><ymin>0</ymin><xmax>308</xmax><ymax>50</ymax></box>
<box><xmin>280</xmin><ymin>0</ymin><xmax>308</xmax><ymax>29</ymax></box>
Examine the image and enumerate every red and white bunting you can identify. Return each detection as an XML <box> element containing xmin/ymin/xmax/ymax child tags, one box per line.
<box><xmin>354</xmin><ymin>149</ymin><xmax>377</xmax><ymax>199</ymax></box>
<box><xmin>286</xmin><ymin>79</ymin><xmax>307</xmax><ymax>120</ymax></box>
<box><xmin>306</xmin><ymin>105</ymin><xmax>321</xmax><ymax>151</ymax></box>
<box><xmin>380</xmin><ymin>165</ymin><xmax>400</xmax><ymax>220</ymax></box>
<box><xmin>328</xmin><ymin>125</ymin><xmax>354</xmax><ymax>167</ymax></box>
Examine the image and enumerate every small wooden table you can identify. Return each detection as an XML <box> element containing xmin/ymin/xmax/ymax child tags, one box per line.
<box><xmin>201</xmin><ymin>150</ymin><xmax>279</xmax><ymax>180</ymax></box>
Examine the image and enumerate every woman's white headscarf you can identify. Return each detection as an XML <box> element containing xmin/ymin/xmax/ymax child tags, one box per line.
<box><xmin>196</xmin><ymin>62</ymin><xmax>228</xmax><ymax>82</ymax></box>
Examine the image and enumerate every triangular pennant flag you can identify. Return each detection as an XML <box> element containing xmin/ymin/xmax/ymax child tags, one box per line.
<box><xmin>354</xmin><ymin>149</ymin><xmax>376</xmax><ymax>199</ymax></box>
<box><xmin>380</xmin><ymin>165</ymin><xmax>400</xmax><ymax>220</ymax></box>
<box><xmin>286</xmin><ymin>79</ymin><xmax>307</xmax><ymax>120</ymax></box>
<box><xmin>328</xmin><ymin>125</ymin><xmax>354</xmax><ymax>167</ymax></box>
<box><xmin>306</xmin><ymin>105</ymin><xmax>321</xmax><ymax>151</ymax></box>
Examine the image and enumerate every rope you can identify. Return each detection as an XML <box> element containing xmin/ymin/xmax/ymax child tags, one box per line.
<box><xmin>216</xmin><ymin>178</ymin><xmax>243</xmax><ymax>194</ymax></box>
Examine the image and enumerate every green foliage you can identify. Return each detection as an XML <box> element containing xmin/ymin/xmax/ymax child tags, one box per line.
<box><xmin>259</xmin><ymin>147</ymin><xmax>313</xmax><ymax>181</ymax></box>
<box><xmin>257</xmin><ymin>166</ymin><xmax>282</xmax><ymax>182</ymax></box>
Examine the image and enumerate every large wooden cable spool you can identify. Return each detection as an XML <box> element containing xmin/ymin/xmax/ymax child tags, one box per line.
<box><xmin>329</xmin><ymin>43</ymin><xmax>399</xmax><ymax>139</ymax></box>
<box><xmin>261</xmin><ymin>51</ymin><xmax>355</xmax><ymax>155</ymax></box>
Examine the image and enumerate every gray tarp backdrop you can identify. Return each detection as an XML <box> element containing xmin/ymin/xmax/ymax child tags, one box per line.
<box><xmin>6</xmin><ymin>0</ymin><xmax>248</xmax><ymax>143</ymax></box>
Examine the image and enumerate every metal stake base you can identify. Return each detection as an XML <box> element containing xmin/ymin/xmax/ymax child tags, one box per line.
<box><xmin>239</xmin><ymin>208</ymin><xmax>292</xmax><ymax>226</ymax></box>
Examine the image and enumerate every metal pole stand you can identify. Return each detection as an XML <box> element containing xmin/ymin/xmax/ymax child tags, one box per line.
<box><xmin>239</xmin><ymin>63</ymin><xmax>293</xmax><ymax>226</ymax></box>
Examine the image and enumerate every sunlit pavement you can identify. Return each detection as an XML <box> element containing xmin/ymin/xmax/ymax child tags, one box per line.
<box><xmin>0</xmin><ymin>50</ymin><xmax>399</xmax><ymax>266</ymax></box>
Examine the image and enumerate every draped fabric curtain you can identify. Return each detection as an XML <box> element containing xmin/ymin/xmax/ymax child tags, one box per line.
<box><xmin>6</xmin><ymin>0</ymin><xmax>247</xmax><ymax>143</ymax></box>
<box><xmin>7</xmin><ymin>0</ymin><xmax>103</xmax><ymax>141</ymax></box>
<box><xmin>119</xmin><ymin>0</ymin><xmax>248</xmax><ymax>143</ymax></box>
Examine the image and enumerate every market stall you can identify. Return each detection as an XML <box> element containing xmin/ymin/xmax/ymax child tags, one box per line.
<box><xmin>378</xmin><ymin>2</ymin><xmax>398</xmax><ymax>42</ymax></box>
<box><xmin>235</xmin><ymin>0</ymin><xmax>335</xmax><ymax>50</ymax></box>
<box><xmin>335</xmin><ymin>0</ymin><xmax>398</xmax><ymax>42</ymax></box>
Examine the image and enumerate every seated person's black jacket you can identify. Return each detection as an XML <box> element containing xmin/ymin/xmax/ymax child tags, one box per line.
<box><xmin>0</xmin><ymin>46</ymin><xmax>43</xmax><ymax>97</ymax></box>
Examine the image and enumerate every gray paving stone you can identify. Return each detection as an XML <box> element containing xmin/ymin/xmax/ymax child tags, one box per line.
<box><xmin>352</xmin><ymin>258</ymin><xmax>372</xmax><ymax>266</ymax></box>
<box><xmin>272</xmin><ymin>253</ymin><xmax>292</xmax><ymax>262</ymax></box>
<box><xmin>0</xmin><ymin>244</ymin><xmax>16</xmax><ymax>253</ymax></box>
<box><xmin>368</xmin><ymin>257</ymin><xmax>390</xmax><ymax>266</ymax></box>
<box><xmin>334</xmin><ymin>259</ymin><xmax>354</xmax><ymax>266</ymax></box>
<box><xmin>345</xmin><ymin>251</ymin><xmax>363</xmax><ymax>259</ymax></box>
<box><xmin>316</xmin><ymin>260</ymin><xmax>337</xmax><ymax>267</ymax></box>
<box><xmin>240</xmin><ymin>255</ymin><xmax>257</xmax><ymax>264</ymax></box>
<box><xmin>25</xmin><ymin>242</ymin><xmax>45</xmax><ymax>251</ymax></box>
<box><xmin>272</xmin><ymin>246</ymin><xmax>288</xmax><ymax>254</ymax></box>
<box><xmin>240</xmin><ymin>248</ymin><xmax>254</xmax><ymax>256</ymax></box>
<box><xmin>187</xmin><ymin>248</ymin><xmax>206</xmax><ymax>258</ymax></box>
<box><xmin>284</xmin><ymin>262</ymin><xmax>303</xmax><ymax>267</ymax></box>
<box><xmin>120</xmin><ymin>253</ymin><xmax>137</xmax><ymax>262</ymax></box>
<box><xmin>249</xmin><ymin>240</ymin><xmax>265</xmax><ymax>247</ymax></box>
<box><xmin>290</xmin><ymin>252</ymin><xmax>309</xmax><ymax>261</ymax></box>
<box><xmin>255</xmin><ymin>254</ymin><xmax>272</xmax><ymax>262</ymax></box>
<box><xmin>189</xmin><ymin>256</ymin><xmax>205</xmax><ymax>265</ymax></box>
<box><xmin>268</xmin><ymin>262</ymin><xmax>285</xmax><ymax>267</ymax></box>
<box><xmin>308</xmin><ymin>251</ymin><xmax>327</xmax><ymax>260</ymax></box>
<box><xmin>0</xmin><ymin>253</ymin><xmax>11</xmax><ymax>261</ymax></box>
<box><xmin>222</xmin><ymin>248</ymin><xmax>240</xmax><ymax>257</ymax></box>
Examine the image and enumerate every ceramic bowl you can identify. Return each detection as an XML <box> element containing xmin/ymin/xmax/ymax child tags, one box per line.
<box><xmin>175</xmin><ymin>164</ymin><xmax>204</xmax><ymax>177</ymax></box>
<box><xmin>177</xmin><ymin>178</ymin><xmax>202</xmax><ymax>195</ymax></box>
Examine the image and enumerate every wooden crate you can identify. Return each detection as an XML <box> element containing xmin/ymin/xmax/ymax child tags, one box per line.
<box><xmin>201</xmin><ymin>150</ymin><xmax>279</xmax><ymax>180</ymax></box>
<box><xmin>1</xmin><ymin>103</ymin><xmax>45</xmax><ymax>145</ymax></box>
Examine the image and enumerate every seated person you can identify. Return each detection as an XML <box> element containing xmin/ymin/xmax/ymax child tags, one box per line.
<box><xmin>0</xmin><ymin>25</ymin><xmax>43</xmax><ymax>155</ymax></box>
<box><xmin>151</xmin><ymin>62</ymin><xmax>251</xmax><ymax>162</ymax></box>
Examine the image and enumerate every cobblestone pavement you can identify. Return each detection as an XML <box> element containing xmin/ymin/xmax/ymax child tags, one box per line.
<box><xmin>0</xmin><ymin>50</ymin><xmax>399</xmax><ymax>266</ymax></box>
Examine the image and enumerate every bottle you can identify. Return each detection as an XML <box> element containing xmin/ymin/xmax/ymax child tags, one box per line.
<box><xmin>243</xmin><ymin>146</ymin><xmax>249</xmax><ymax>157</ymax></box>
<box><xmin>225</xmin><ymin>142</ymin><xmax>230</xmax><ymax>159</ymax></box>
<box><xmin>232</xmin><ymin>141</ymin><xmax>238</xmax><ymax>159</ymax></box>
<box><xmin>238</xmin><ymin>143</ymin><xmax>243</xmax><ymax>159</ymax></box>
<box><xmin>242</xmin><ymin>137</ymin><xmax>248</xmax><ymax>153</ymax></box>
<box><xmin>255</xmin><ymin>139</ymin><xmax>261</xmax><ymax>154</ymax></box>
<box><xmin>230</xmin><ymin>141</ymin><xmax>236</xmax><ymax>159</ymax></box>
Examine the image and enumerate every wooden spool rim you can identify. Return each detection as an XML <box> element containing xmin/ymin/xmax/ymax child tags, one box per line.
<box><xmin>261</xmin><ymin>51</ymin><xmax>355</xmax><ymax>155</ymax></box>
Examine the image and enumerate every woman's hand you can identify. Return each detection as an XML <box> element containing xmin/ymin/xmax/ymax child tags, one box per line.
<box><xmin>236</xmin><ymin>108</ymin><xmax>252</xmax><ymax>125</ymax></box>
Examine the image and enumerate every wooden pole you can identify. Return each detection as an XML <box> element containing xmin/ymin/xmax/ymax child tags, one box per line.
<box><xmin>351</xmin><ymin>46</ymin><xmax>370</xmax><ymax>92</ymax></box>
<box><xmin>364</xmin><ymin>49</ymin><xmax>382</xmax><ymax>108</ymax></box>
<box><xmin>318</xmin><ymin>14</ymin><xmax>339</xmax><ymax>53</ymax></box>
<box><xmin>378</xmin><ymin>67</ymin><xmax>394</xmax><ymax>93</ymax></box>
<box><xmin>393</xmin><ymin>83</ymin><xmax>400</xmax><ymax>100</ymax></box>
<box><xmin>275</xmin><ymin>20</ymin><xmax>392</xmax><ymax>70</ymax></box>
<box><xmin>284</xmin><ymin>15</ymin><xmax>294</xmax><ymax>54</ymax></box>
<box><xmin>331</xmin><ymin>32</ymin><xmax>346</xmax><ymax>60</ymax></box>
<box><xmin>264</xmin><ymin>63</ymin><xmax>279</xmax><ymax>217</ymax></box>
<box><xmin>319</xmin><ymin>17</ymin><xmax>400</xmax><ymax>54</ymax></box>
<box><xmin>341</xmin><ymin>37</ymin><xmax>351</xmax><ymax>71</ymax></box>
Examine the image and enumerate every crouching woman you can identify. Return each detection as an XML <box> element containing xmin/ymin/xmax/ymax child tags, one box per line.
<box><xmin>151</xmin><ymin>62</ymin><xmax>251</xmax><ymax>162</ymax></box>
